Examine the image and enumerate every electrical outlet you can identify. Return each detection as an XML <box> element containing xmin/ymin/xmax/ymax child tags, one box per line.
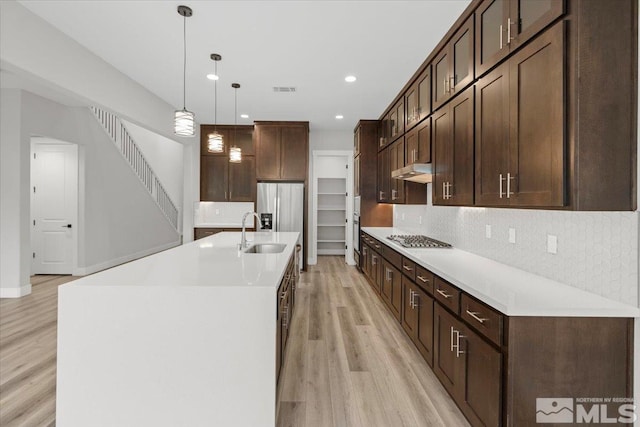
<box><xmin>509</xmin><ymin>228</ymin><xmax>516</xmax><ymax>244</ymax></box>
<box><xmin>485</xmin><ymin>225</ymin><xmax>492</xmax><ymax>239</ymax></box>
<box><xmin>547</xmin><ymin>235</ymin><xmax>558</xmax><ymax>254</ymax></box>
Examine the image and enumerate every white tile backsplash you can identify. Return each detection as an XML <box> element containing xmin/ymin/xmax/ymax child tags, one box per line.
<box><xmin>394</xmin><ymin>186</ymin><xmax>639</xmax><ymax>306</ymax></box>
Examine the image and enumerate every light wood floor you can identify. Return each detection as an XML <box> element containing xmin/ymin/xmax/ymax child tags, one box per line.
<box><xmin>0</xmin><ymin>275</ymin><xmax>78</xmax><ymax>427</ymax></box>
<box><xmin>277</xmin><ymin>256</ymin><xmax>470</xmax><ymax>427</ymax></box>
<box><xmin>0</xmin><ymin>259</ymin><xmax>468</xmax><ymax>427</ymax></box>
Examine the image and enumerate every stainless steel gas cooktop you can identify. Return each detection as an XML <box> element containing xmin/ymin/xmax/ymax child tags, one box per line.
<box><xmin>387</xmin><ymin>234</ymin><xmax>452</xmax><ymax>249</ymax></box>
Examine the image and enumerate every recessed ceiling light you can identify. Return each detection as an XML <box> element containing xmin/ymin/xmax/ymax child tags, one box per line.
<box><xmin>206</xmin><ymin>74</ymin><xmax>219</xmax><ymax>81</ymax></box>
<box><xmin>240</xmin><ymin>114</ymin><xmax>249</xmax><ymax>119</ymax></box>
<box><xmin>345</xmin><ymin>75</ymin><xmax>357</xmax><ymax>83</ymax></box>
<box><xmin>335</xmin><ymin>115</ymin><xmax>344</xmax><ymax>120</ymax></box>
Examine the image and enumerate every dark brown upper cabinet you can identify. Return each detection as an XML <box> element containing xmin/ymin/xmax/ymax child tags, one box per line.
<box><xmin>475</xmin><ymin>22</ymin><xmax>564</xmax><ymax>208</ymax></box>
<box><xmin>405</xmin><ymin>117</ymin><xmax>431</xmax><ymax>166</ymax></box>
<box><xmin>200</xmin><ymin>125</ymin><xmax>254</xmax><ymax>156</ymax></box>
<box><xmin>377</xmin><ymin>147</ymin><xmax>391</xmax><ymax>203</ymax></box>
<box><xmin>433</xmin><ymin>86</ymin><xmax>475</xmax><ymax>206</ymax></box>
<box><xmin>475</xmin><ymin>0</ymin><xmax>564</xmax><ymax>77</ymax></box>
<box><xmin>405</xmin><ymin>66</ymin><xmax>431</xmax><ymax>131</ymax></box>
<box><xmin>379</xmin><ymin>113</ymin><xmax>391</xmax><ymax>149</ymax></box>
<box><xmin>200</xmin><ymin>155</ymin><xmax>256</xmax><ymax>202</ymax></box>
<box><xmin>354</xmin><ymin>125</ymin><xmax>361</xmax><ymax>156</ymax></box>
<box><xmin>389</xmin><ymin>137</ymin><xmax>405</xmax><ymax>203</ymax></box>
<box><xmin>255</xmin><ymin>121</ymin><xmax>309</xmax><ymax>181</ymax></box>
<box><xmin>432</xmin><ymin>16</ymin><xmax>475</xmax><ymax>112</ymax></box>
<box><xmin>389</xmin><ymin>99</ymin><xmax>405</xmax><ymax>143</ymax></box>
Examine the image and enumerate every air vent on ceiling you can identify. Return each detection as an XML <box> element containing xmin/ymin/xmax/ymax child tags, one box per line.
<box><xmin>273</xmin><ymin>87</ymin><xmax>297</xmax><ymax>93</ymax></box>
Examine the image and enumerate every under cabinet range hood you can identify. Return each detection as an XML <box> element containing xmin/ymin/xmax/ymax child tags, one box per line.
<box><xmin>391</xmin><ymin>163</ymin><xmax>434</xmax><ymax>183</ymax></box>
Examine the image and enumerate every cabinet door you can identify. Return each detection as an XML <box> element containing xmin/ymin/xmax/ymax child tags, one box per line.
<box><xmin>377</xmin><ymin>148</ymin><xmax>390</xmax><ymax>202</ymax></box>
<box><xmin>405</xmin><ymin>118</ymin><xmax>431</xmax><ymax>166</ymax></box>
<box><xmin>379</xmin><ymin>114</ymin><xmax>390</xmax><ymax>149</ymax></box>
<box><xmin>448</xmin><ymin>86</ymin><xmax>475</xmax><ymax>205</ymax></box>
<box><xmin>371</xmin><ymin>252</ymin><xmax>382</xmax><ymax>294</ymax></box>
<box><xmin>417</xmin><ymin>66</ymin><xmax>431</xmax><ymax>122</ymax></box>
<box><xmin>433</xmin><ymin>303</ymin><xmax>464</xmax><ymax>398</ymax></box>
<box><xmin>432</xmin><ymin>48</ymin><xmax>451</xmax><ymax>111</ymax></box>
<box><xmin>414</xmin><ymin>286</ymin><xmax>434</xmax><ymax>367</ymax></box>
<box><xmin>451</xmin><ymin>17</ymin><xmax>474</xmax><ymax>94</ymax></box>
<box><xmin>200</xmin><ymin>155</ymin><xmax>229</xmax><ymax>201</ymax></box>
<box><xmin>390</xmin><ymin>139</ymin><xmax>405</xmax><ymax>203</ymax></box>
<box><xmin>255</xmin><ymin>126</ymin><xmax>280</xmax><ymax>180</ymax></box>
<box><xmin>405</xmin><ymin>81</ymin><xmax>419</xmax><ymax>130</ymax></box>
<box><xmin>459</xmin><ymin>325</ymin><xmax>502</xmax><ymax>427</ymax></box>
<box><xmin>229</xmin><ymin>156</ymin><xmax>256</xmax><ymax>202</ymax></box>
<box><xmin>232</xmin><ymin>127</ymin><xmax>255</xmax><ymax>156</ymax></box>
<box><xmin>475</xmin><ymin>62</ymin><xmax>509</xmax><ymax>206</ymax></box>
<box><xmin>432</xmin><ymin>106</ymin><xmax>450</xmax><ymax>205</ymax></box>
<box><xmin>381</xmin><ymin>260</ymin><xmax>401</xmax><ymax>321</ymax></box>
<box><xmin>280</xmin><ymin>126</ymin><xmax>308</xmax><ymax>180</ymax></box>
<box><xmin>401</xmin><ymin>276</ymin><xmax>418</xmax><ymax>338</ymax></box>
<box><xmin>475</xmin><ymin>0</ymin><xmax>510</xmax><ymax>77</ymax></box>
<box><xmin>508</xmin><ymin>22</ymin><xmax>564</xmax><ymax>207</ymax></box>
<box><xmin>511</xmin><ymin>0</ymin><xmax>564</xmax><ymax>51</ymax></box>
<box><xmin>354</xmin><ymin>155</ymin><xmax>361</xmax><ymax>197</ymax></box>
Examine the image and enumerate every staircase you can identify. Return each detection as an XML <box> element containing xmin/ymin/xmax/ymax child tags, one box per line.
<box><xmin>90</xmin><ymin>107</ymin><xmax>180</xmax><ymax>232</ymax></box>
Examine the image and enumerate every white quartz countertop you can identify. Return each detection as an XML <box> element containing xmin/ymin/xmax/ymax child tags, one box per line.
<box><xmin>67</xmin><ymin>232</ymin><xmax>299</xmax><ymax>288</ymax></box>
<box><xmin>362</xmin><ymin>227</ymin><xmax>639</xmax><ymax>317</ymax></box>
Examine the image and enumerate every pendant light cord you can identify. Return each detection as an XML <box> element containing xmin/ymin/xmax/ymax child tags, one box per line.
<box><xmin>182</xmin><ymin>14</ymin><xmax>187</xmax><ymax>110</ymax></box>
<box><xmin>214</xmin><ymin>61</ymin><xmax>218</xmax><ymax>130</ymax></box>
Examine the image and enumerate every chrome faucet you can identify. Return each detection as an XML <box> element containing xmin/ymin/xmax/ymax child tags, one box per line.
<box><xmin>240</xmin><ymin>211</ymin><xmax>263</xmax><ymax>249</ymax></box>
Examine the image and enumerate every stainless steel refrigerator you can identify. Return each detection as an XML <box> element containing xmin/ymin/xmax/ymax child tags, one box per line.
<box><xmin>257</xmin><ymin>183</ymin><xmax>304</xmax><ymax>270</ymax></box>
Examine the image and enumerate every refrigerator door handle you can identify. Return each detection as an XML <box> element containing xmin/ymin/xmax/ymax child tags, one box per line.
<box><xmin>276</xmin><ymin>191</ymin><xmax>281</xmax><ymax>232</ymax></box>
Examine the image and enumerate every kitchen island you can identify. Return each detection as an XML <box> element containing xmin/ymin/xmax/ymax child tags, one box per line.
<box><xmin>56</xmin><ymin>231</ymin><xmax>299</xmax><ymax>427</ymax></box>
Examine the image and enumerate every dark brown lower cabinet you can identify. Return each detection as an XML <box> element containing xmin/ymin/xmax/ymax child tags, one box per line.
<box><xmin>360</xmin><ymin>232</ymin><xmax>633</xmax><ymax>427</ymax></box>
<box><xmin>277</xmin><ymin>254</ymin><xmax>296</xmax><ymax>383</ymax></box>
<box><xmin>381</xmin><ymin>259</ymin><xmax>402</xmax><ymax>321</ymax></box>
<box><xmin>434</xmin><ymin>303</ymin><xmax>502</xmax><ymax>427</ymax></box>
<box><xmin>401</xmin><ymin>276</ymin><xmax>434</xmax><ymax>366</ymax></box>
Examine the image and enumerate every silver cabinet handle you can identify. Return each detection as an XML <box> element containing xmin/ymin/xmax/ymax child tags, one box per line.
<box><xmin>449</xmin><ymin>76</ymin><xmax>456</xmax><ymax>93</ymax></box>
<box><xmin>499</xmin><ymin>24</ymin><xmax>504</xmax><ymax>49</ymax></box>
<box><xmin>443</xmin><ymin>77</ymin><xmax>447</xmax><ymax>96</ymax></box>
<box><xmin>466</xmin><ymin>309</ymin><xmax>488</xmax><ymax>324</ymax></box>
<box><xmin>409</xmin><ymin>289</ymin><xmax>414</xmax><ymax>309</ymax></box>
<box><xmin>417</xmin><ymin>275</ymin><xmax>429</xmax><ymax>283</ymax></box>
<box><xmin>375</xmin><ymin>244</ymin><xmax>381</xmax><ymax>250</ymax></box>
<box><xmin>379</xmin><ymin>191</ymin><xmax>385</xmax><ymax>199</ymax></box>
<box><xmin>499</xmin><ymin>173</ymin><xmax>505</xmax><ymax>198</ymax></box>
<box><xmin>372</xmin><ymin>255</ymin><xmax>377</xmax><ymax>265</ymax></box>
<box><xmin>385</xmin><ymin>267</ymin><xmax>392</xmax><ymax>281</ymax></box>
<box><xmin>403</xmin><ymin>265</ymin><xmax>413</xmax><ymax>272</ymax></box>
<box><xmin>391</xmin><ymin>189</ymin><xmax>397</xmax><ymax>200</ymax></box>
<box><xmin>436</xmin><ymin>288</ymin><xmax>452</xmax><ymax>299</ymax></box>
<box><xmin>454</xmin><ymin>330</ymin><xmax>465</xmax><ymax>358</ymax></box>
<box><xmin>507</xmin><ymin>17</ymin><xmax>513</xmax><ymax>44</ymax></box>
<box><xmin>450</xmin><ymin>326</ymin><xmax>455</xmax><ymax>352</ymax></box>
<box><xmin>507</xmin><ymin>173</ymin><xmax>515</xmax><ymax>198</ymax></box>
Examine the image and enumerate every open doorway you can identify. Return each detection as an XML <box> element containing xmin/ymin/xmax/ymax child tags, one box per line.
<box><xmin>30</xmin><ymin>137</ymin><xmax>78</xmax><ymax>275</ymax></box>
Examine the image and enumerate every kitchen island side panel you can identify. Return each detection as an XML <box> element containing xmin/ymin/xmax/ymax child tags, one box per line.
<box><xmin>56</xmin><ymin>285</ymin><xmax>277</xmax><ymax>427</ymax></box>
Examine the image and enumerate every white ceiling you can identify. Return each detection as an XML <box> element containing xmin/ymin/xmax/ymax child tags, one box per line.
<box><xmin>17</xmin><ymin>0</ymin><xmax>471</xmax><ymax>132</ymax></box>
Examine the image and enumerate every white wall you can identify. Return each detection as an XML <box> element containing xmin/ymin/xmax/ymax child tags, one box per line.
<box><xmin>0</xmin><ymin>0</ymin><xmax>180</xmax><ymax>142</ymax></box>
<box><xmin>0</xmin><ymin>89</ymin><xmax>181</xmax><ymax>296</ymax></box>
<box><xmin>0</xmin><ymin>90</ymin><xmax>31</xmax><ymax>297</ymax></box>
<box><xmin>122</xmin><ymin>119</ymin><xmax>184</xmax><ymax>210</ymax></box>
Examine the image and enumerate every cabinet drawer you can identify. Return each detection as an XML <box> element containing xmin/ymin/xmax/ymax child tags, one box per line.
<box><xmin>460</xmin><ymin>294</ymin><xmax>503</xmax><ymax>346</ymax></box>
<box><xmin>381</xmin><ymin>245</ymin><xmax>402</xmax><ymax>270</ymax></box>
<box><xmin>401</xmin><ymin>257</ymin><xmax>416</xmax><ymax>281</ymax></box>
<box><xmin>434</xmin><ymin>277</ymin><xmax>460</xmax><ymax>315</ymax></box>
<box><xmin>414</xmin><ymin>266</ymin><xmax>434</xmax><ymax>295</ymax></box>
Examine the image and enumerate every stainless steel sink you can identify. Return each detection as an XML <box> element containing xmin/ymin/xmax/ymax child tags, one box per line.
<box><xmin>244</xmin><ymin>243</ymin><xmax>286</xmax><ymax>254</ymax></box>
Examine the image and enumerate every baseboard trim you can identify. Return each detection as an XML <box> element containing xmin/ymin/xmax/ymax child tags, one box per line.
<box><xmin>0</xmin><ymin>283</ymin><xmax>32</xmax><ymax>298</ymax></box>
<box><xmin>73</xmin><ymin>240</ymin><xmax>181</xmax><ymax>276</ymax></box>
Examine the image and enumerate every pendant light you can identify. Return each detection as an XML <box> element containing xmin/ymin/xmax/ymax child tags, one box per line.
<box><xmin>229</xmin><ymin>83</ymin><xmax>242</xmax><ymax>163</ymax></box>
<box><xmin>207</xmin><ymin>54</ymin><xmax>224</xmax><ymax>153</ymax></box>
<box><xmin>174</xmin><ymin>5</ymin><xmax>195</xmax><ymax>136</ymax></box>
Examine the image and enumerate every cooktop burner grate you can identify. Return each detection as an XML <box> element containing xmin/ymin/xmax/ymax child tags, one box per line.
<box><xmin>387</xmin><ymin>234</ymin><xmax>452</xmax><ymax>248</ymax></box>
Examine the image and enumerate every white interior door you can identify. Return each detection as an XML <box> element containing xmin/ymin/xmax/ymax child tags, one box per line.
<box><xmin>31</xmin><ymin>142</ymin><xmax>78</xmax><ymax>274</ymax></box>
